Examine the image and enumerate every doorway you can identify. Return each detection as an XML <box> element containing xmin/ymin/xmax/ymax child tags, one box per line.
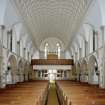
<box><xmin>48</xmin><ymin>69</ymin><xmax>57</xmax><ymax>83</ymax></box>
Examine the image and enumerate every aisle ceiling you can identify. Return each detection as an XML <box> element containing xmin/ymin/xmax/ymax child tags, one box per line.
<box><xmin>11</xmin><ymin>0</ymin><xmax>92</xmax><ymax>50</ymax></box>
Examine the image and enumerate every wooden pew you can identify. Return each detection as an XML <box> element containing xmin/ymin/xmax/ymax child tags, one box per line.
<box><xmin>56</xmin><ymin>80</ymin><xmax>105</xmax><ymax>105</ymax></box>
<box><xmin>0</xmin><ymin>80</ymin><xmax>48</xmax><ymax>105</ymax></box>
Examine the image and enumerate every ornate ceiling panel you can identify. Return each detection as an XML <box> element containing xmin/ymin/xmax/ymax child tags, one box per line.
<box><xmin>11</xmin><ymin>0</ymin><xmax>93</xmax><ymax>50</ymax></box>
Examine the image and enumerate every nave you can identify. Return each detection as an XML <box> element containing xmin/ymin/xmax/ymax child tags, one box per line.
<box><xmin>0</xmin><ymin>80</ymin><xmax>105</xmax><ymax>105</ymax></box>
<box><xmin>1</xmin><ymin>0</ymin><xmax>105</xmax><ymax>105</ymax></box>
<box><xmin>47</xmin><ymin>83</ymin><xmax>59</xmax><ymax>105</ymax></box>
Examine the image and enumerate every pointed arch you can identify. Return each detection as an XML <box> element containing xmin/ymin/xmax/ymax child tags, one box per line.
<box><xmin>88</xmin><ymin>55</ymin><xmax>99</xmax><ymax>85</ymax></box>
<box><xmin>17</xmin><ymin>59</ymin><xmax>24</xmax><ymax>82</ymax></box>
<box><xmin>7</xmin><ymin>54</ymin><xmax>17</xmax><ymax>84</ymax></box>
<box><xmin>76</xmin><ymin>62</ymin><xmax>81</xmax><ymax>81</ymax></box>
<box><xmin>81</xmin><ymin>60</ymin><xmax>88</xmax><ymax>82</ymax></box>
<box><xmin>24</xmin><ymin>61</ymin><xmax>30</xmax><ymax>81</ymax></box>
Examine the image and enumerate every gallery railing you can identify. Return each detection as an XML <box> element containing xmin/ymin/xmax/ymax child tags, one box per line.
<box><xmin>31</xmin><ymin>59</ymin><xmax>74</xmax><ymax>65</ymax></box>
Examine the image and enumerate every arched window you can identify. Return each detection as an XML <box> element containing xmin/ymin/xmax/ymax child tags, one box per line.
<box><xmin>0</xmin><ymin>25</ymin><xmax>5</xmax><ymax>43</ymax></box>
<box><xmin>79</xmin><ymin>48</ymin><xmax>81</xmax><ymax>59</ymax></box>
<box><xmin>17</xmin><ymin>41</ymin><xmax>20</xmax><ymax>56</ymax></box>
<box><xmin>56</xmin><ymin>43</ymin><xmax>61</xmax><ymax>59</ymax></box>
<box><xmin>23</xmin><ymin>48</ymin><xmax>26</xmax><ymax>58</ymax></box>
<box><xmin>10</xmin><ymin>30</ymin><xmax>13</xmax><ymax>52</ymax></box>
<box><xmin>58</xmin><ymin>46</ymin><xmax>61</xmax><ymax>59</ymax></box>
<box><xmin>7</xmin><ymin>29</ymin><xmax>12</xmax><ymax>51</ymax></box>
<box><xmin>93</xmin><ymin>30</ymin><xmax>96</xmax><ymax>51</ymax></box>
<box><xmin>44</xmin><ymin>43</ymin><xmax>48</xmax><ymax>59</ymax></box>
<box><xmin>93</xmin><ymin>30</ymin><xmax>98</xmax><ymax>51</ymax></box>
<box><xmin>85</xmin><ymin>40</ymin><xmax>88</xmax><ymax>56</ymax></box>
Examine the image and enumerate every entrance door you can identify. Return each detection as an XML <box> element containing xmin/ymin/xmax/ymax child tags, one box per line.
<box><xmin>48</xmin><ymin>69</ymin><xmax>57</xmax><ymax>83</ymax></box>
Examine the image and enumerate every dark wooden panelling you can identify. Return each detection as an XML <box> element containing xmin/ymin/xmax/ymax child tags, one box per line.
<box><xmin>31</xmin><ymin>59</ymin><xmax>74</xmax><ymax>65</ymax></box>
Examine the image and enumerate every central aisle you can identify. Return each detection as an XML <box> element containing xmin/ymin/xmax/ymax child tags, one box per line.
<box><xmin>47</xmin><ymin>83</ymin><xmax>59</xmax><ymax>105</ymax></box>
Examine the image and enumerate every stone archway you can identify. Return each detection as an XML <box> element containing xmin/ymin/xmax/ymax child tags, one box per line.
<box><xmin>81</xmin><ymin>60</ymin><xmax>88</xmax><ymax>82</ymax></box>
<box><xmin>76</xmin><ymin>62</ymin><xmax>81</xmax><ymax>81</ymax></box>
<box><xmin>17</xmin><ymin>59</ymin><xmax>24</xmax><ymax>82</ymax></box>
<box><xmin>28</xmin><ymin>66</ymin><xmax>33</xmax><ymax>80</ymax></box>
<box><xmin>7</xmin><ymin>55</ymin><xmax>17</xmax><ymax>84</ymax></box>
<box><xmin>88</xmin><ymin>55</ymin><xmax>99</xmax><ymax>85</ymax></box>
<box><xmin>24</xmin><ymin>62</ymin><xmax>30</xmax><ymax>81</ymax></box>
<box><xmin>72</xmin><ymin>64</ymin><xmax>77</xmax><ymax>80</ymax></box>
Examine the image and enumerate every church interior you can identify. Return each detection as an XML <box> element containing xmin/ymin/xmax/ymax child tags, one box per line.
<box><xmin>0</xmin><ymin>0</ymin><xmax>105</xmax><ymax>105</ymax></box>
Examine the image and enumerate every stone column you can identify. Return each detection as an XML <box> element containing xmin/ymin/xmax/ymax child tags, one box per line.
<box><xmin>100</xmin><ymin>25</ymin><xmax>105</xmax><ymax>45</ymax></box>
<box><xmin>0</xmin><ymin>25</ymin><xmax>6</xmax><ymax>88</ymax></box>
<box><xmin>0</xmin><ymin>25</ymin><xmax>5</xmax><ymax>43</ymax></box>
<box><xmin>100</xmin><ymin>26</ymin><xmax>105</xmax><ymax>88</ymax></box>
<box><xmin>101</xmin><ymin>46</ymin><xmax>105</xmax><ymax>88</ymax></box>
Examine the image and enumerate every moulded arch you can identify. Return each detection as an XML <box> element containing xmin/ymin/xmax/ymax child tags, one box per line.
<box><xmin>7</xmin><ymin>54</ymin><xmax>17</xmax><ymax>84</ymax></box>
<box><xmin>88</xmin><ymin>55</ymin><xmax>98</xmax><ymax>69</ymax></box>
<box><xmin>17</xmin><ymin>59</ymin><xmax>24</xmax><ymax>82</ymax></box>
<box><xmin>8</xmin><ymin>54</ymin><xmax>17</xmax><ymax>72</ymax></box>
<box><xmin>76</xmin><ymin>62</ymin><xmax>81</xmax><ymax>81</ymax></box>
<box><xmin>88</xmin><ymin>55</ymin><xmax>99</xmax><ymax>85</ymax></box>
<box><xmin>81</xmin><ymin>60</ymin><xmax>88</xmax><ymax>74</ymax></box>
<box><xmin>24</xmin><ymin>61</ymin><xmax>30</xmax><ymax>81</ymax></box>
<box><xmin>80</xmin><ymin>59</ymin><xmax>88</xmax><ymax>82</ymax></box>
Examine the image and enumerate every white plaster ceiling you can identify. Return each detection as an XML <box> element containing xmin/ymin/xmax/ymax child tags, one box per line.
<box><xmin>11</xmin><ymin>0</ymin><xmax>92</xmax><ymax>50</ymax></box>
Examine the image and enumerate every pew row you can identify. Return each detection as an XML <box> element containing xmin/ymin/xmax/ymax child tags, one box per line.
<box><xmin>0</xmin><ymin>80</ymin><xmax>48</xmax><ymax>105</ymax></box>
<box><xmin>56</xmin><ymin>80</ymin><xmax>105</xmax><ymax>105</ymax></box>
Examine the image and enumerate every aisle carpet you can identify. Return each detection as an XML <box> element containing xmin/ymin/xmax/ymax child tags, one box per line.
<box><xmin>47</xmin><ymin>83</ymin><xmax>59</xmax><ymax>105</ymax></box>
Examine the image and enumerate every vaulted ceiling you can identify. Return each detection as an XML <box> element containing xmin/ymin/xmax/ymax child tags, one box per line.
<box><xmin>11</xmin><ymin>0</ymin><xmax>93</xmax><ymax>50</ymax></box>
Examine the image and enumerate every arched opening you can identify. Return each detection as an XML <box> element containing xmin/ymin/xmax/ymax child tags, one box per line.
<box><xmin>7</xmin><ymin>55</ymin><xmax>17</xmax><ymax>84</ymax></box>
<box><xmin>81</xmin><ymin>60</ymin><xmax>88</xmax><ymax>82</ymax></box>
<box><xmin>72</xmin><ymin>64</ymin><xmax>77</xmax><ymax>80</ymax></box>
<box><xmin>76</xmin><ymin>62</ymin><xmax>81</xmax><ymax>81</ymax></box>
<box><xmin>24</xmin><ymin>62</ymin><xmax>30</xmax><ymax>81</ymax></box>
<box><xmin>28</xmin><ymin>66</ymin><xmax>33</xmax><ymax>80</ymax></box>
<box><xmin>17</xmin><ymin>59</ymin><xmax>24</xmax><ymax>82</ymax></box>
<box><xmin>88</xmin><ymin>55</ymin><xmax>99</xmax><ymax>85</ymax></box>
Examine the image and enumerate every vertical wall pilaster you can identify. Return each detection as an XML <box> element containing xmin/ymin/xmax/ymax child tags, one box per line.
<box><xmin>100</xmin><ymin>26</ymin><xmax>105</xmax><ymax>45</ymax></box>
<box><xmin>101</xmin><ymin>46</ymin><xmax>105</xmax><ymax>88</ymax></box>
<box><xmin>0</xmin><ymin>25</ymin><xmax>6</xmax><ymax>88</ymax></box>
<box><xmin>99</xmin><ymin>26</ymin><xmax>105</xmax><ymax>88</ymax></box>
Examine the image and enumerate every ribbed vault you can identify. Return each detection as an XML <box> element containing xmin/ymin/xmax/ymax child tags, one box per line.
<box><xmin>11</xmin><ymin>0</ymin><xmax>93</xmax><ymax>50</ymax></box>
